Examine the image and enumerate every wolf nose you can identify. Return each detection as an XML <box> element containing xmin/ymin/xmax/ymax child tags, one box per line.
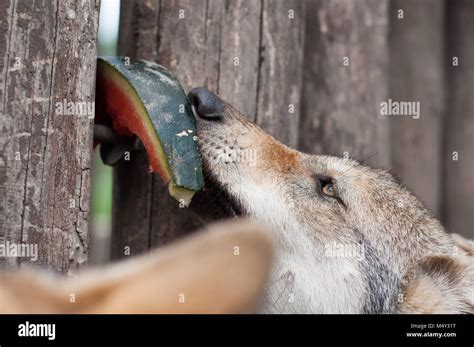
<box><xmin>188</xmin><ymin>87</ymin><xmax>224</xmax><ymax>121</ymax></box>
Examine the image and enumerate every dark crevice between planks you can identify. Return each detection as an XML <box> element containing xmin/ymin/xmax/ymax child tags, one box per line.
<box><xmin>254</xmin><ymin>0</ymin><xmax>265</xmax><ymax>124</ymax></box>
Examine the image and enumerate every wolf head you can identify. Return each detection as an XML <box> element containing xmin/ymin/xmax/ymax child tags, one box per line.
<box><xmin>190</xmin><ymin>87</ymin><xmax>474</xmax><ymax>314</ymax></box>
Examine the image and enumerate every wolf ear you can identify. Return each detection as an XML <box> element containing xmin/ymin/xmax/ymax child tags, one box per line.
<box><xmin>0</xmin><ymin>220</ymin><xmax>274</xmax><ymax>313</ymax></box>
<box><xmin>398</xmin><ymin>255</ymin><xmax>474</xmax><ymax>314</ymax></box>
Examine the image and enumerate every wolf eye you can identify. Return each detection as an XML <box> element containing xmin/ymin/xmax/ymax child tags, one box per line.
<box><xmin>322</xmin><ymin>183</ymin><xmax>335</xmax><ymax>197</ymax></box>
<box><xmin>315</xmin><ymin>175</ymin><xmax>337</xmax><ymax>198</ymax></box>
<box><xmin>315</xmin><ymin>175</ymin><xmax>345</xmax><ymax>207</ymax></box>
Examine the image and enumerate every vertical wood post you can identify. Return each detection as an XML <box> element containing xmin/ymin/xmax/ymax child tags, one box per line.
<box><xmin>112</xmin><ymin>0</ymin><xmax>305</xmax><ymax>258</ymax></box>
<box><xmin>443</xmin><ymin>0</ymin><xmax>474</xmax><ymax>237</ymax></box>
<box><xmin>389</xmin><ymin>1</ymin><xmax>445</xmax><ymax>216</ymax></box>
<box><xmin>299</xmin><ymin>0</ymin><xmax>390</xmax><ymax>168</ymax></box>
<box><xmin>0</xmin><ymin>0</ymin><xmax>99</xmax><ymax>273</ymax></box>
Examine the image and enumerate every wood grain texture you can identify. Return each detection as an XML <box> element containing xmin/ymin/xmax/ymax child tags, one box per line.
<box><xmin>256</xmin><ymin>0</ymin><xmax>305</xmax><ymax>148</ymax></box>
<box><xmin>443</xmin><ymin>0</ymin><xmax>474</xmax><ymax>238</ymax></box>
<box><xmin>389</xmin><ymin>0</ymin><xmax>445</xmax><ymax>216</ymax></box>
<box><xmin>298</xmin><ymin>0</ymin><xmax>390</xmax><ymax>168</ymax></box>
<box><xmin>0</xmin><ymin>0</ymin><xmax>99</xmax><ymax>273</ymax></box>
<box><xmin>217</xmin><ymin>0</ymin><xmax>261</xmax><ymax>121</ymax></box>
<box><xmin>112</xmin><ymin>0</ymin><xmax>157</xmax><ymax>259</ymax></box>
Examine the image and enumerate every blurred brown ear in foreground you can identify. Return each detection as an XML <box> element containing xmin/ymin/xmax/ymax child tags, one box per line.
<box><xmin>0</xmin><ymin>220</ymin><xmax>275</xmax><ymax>314</ymax></box>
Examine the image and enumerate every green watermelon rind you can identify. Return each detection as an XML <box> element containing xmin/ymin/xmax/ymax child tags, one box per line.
<box><xmin>97</xmin><ymin>57</ymin><xmax>204</xmax><ymax>201</ymax></box>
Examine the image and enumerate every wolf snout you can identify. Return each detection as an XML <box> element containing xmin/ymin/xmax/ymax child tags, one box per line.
<box><xmin>188</xmin><ymin>87</ymin><xmax>225</xmax><ymax>121</ymax></box>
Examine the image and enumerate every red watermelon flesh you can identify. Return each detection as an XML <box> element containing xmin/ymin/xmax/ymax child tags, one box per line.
<box><xmin>95</xmin><ymin>57</ymin><xmax>204</xmax><ymax>206</ymax></box>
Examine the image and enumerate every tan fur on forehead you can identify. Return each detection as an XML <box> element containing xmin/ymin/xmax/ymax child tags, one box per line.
<box><xmin>312</xmin><ymin>155</ymin><xmax>360</xmax><ymax>172</ymax></box>
<box><xmin>260</xmin><ymin>139</ymin><xmax>300</xmax><ymax>173</ymax></box>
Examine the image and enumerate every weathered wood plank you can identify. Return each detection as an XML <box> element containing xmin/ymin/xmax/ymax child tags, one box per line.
<box><xmin>389</xmin><ymin>0</ymin><xmax>445</xmax><ymax>216</ymax></box>
<box><xmin>217</xmin><ymin>0</ymin><xmax>261</xmax><ymax>121</ymax></box>
<box><xmin>256</xmin><ymin>0</ymin><xmax>305</xmax><ymax>148</ymax></box>
<box><xmin>298</xmin><ymin>0</ymin><xmax>389</xmax><ymax>168</ymax></box>
<box><xmin>443</xmin><ymin>0</ymin><xmax>474</xmax><ymax>238</ymax></box>
<box><xmin>0</xmin><ymin>0</ymin><xmax>99</xmax><ymax>273</ymax></box>
<box><xmin>111</xmin><ymin>150</ymin><xmax>153</xmax><ymax>258</ymax></box>
<box><xmin>111</xmin><ymin>0</ymin><xmax>158</xmax><ymax>259</ymax></box>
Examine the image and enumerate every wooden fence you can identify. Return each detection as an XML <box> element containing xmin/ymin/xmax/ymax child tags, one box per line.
<box><xmin>0</xmin><ymin>0</ymin><xmax>472</xmax><ymax>272</ymax></box>
<box><xmin>0</xmin><ymin>0</ymin><xmax>99</xmax><ymax>273</ymax></box>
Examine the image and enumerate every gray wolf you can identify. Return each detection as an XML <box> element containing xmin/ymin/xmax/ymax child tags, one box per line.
<box><xmin>189</xmin><ymin>87</ymin><xmax>474</xmax><ymax>314</ymax></box>
<box><xmin>3</xmin><ymin>88</ymin><xmax>471</xmax><ymax>315</ymax></box>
